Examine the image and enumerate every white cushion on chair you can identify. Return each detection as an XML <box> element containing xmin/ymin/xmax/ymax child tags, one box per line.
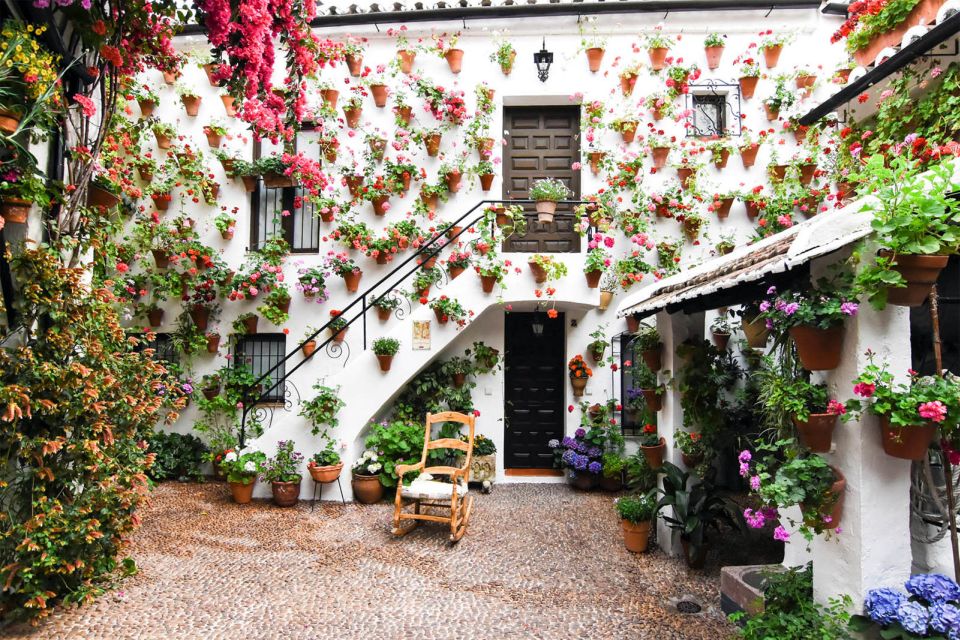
<box><xmin>401</xmin><ymin>477</ymin><xmax>469</xmax><ymax>500</ymax></box>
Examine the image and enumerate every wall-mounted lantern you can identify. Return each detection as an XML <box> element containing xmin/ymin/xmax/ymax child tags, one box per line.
<box><xmin>533</xmin><ymin>39</ymin><xmax>553</xmax><ymax>83</ymax></box>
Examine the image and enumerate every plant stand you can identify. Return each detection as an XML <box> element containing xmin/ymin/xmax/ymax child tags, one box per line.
<box><xmin>311</xmin><ymin>475</ymin><xmax>346</xmax><ymax>511</ymax></box>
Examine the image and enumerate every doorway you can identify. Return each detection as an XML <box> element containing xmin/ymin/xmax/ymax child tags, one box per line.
<box><xmin>503</xmin><ymin>311</ymin><xmax>566</xmax><ymax>470</ymax></box>
<box><xmin>502</xmin><ymin>106</ymin><xmax>580</xmax><ymax>253</ymax></box>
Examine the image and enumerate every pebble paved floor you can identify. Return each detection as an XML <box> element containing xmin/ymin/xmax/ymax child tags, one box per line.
<box><xmin>1</xmin><ymin>482</ymin><xmax>772</xmax><ymax>640</ymax></box>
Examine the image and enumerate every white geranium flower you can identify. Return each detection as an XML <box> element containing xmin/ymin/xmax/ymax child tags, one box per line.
<box><xmin>224</xmin><ymin>451</ymin><xmax>238</xmax><ymax>462</ymax></box>
<box><xmin>370</xmin><ymin>454</ymin><xmax>378</xmax><ymax>462</ymax></box>
<box><xmin>368</xmin><ymin>463</ymin><xmax>381</xmax><ymax>473</ymax></box>
<box><xmin>243</xmin><ymin>461</ymin><xmax>256</xmax><ymax>472</ymax></box>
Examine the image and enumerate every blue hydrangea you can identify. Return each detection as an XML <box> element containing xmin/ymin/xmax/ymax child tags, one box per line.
<box><xmin>865</xmin><ymin>588</ymin><xmax>905</xmax><ymax>625</ymax></box>
<box><xmin>897</xmin><ymin>600</ymin><xmax>931</xmax><ymax>635</ymax></box>
<box><xmin>930</xmin><ymin>602</ymin><xmax>960</xmax><ymax>634</ymax></box>
<box><xmin>573</xmin><ymin>454</ymin><xmax>589</xmax><ymax>471</ymax></box>
<box><xmin>587</xmin><ymin>446</ymin><xmax>602</xmax><ymax>458</ymax></box>
<box><xmin>906</xmin><ymin>573</ymin><xmax>960</xmax><ymax>604</ymax></box>
<box><xmin>561</xmin><ymin>450</ymin><xmax>576</xmax><ymax>465</ymax></box>
<box><xmin>588</xmin><ymin>461</ymin><xmax>602</xmax><ymax>474</ymax></box>
<box><xmin>575</xmin><ymin>428</ymin><xmax>586</xmax><ymax>438</ymax></box>
<box><xmin>561</xmin><ymin>436</ymin><xmax>576</xmax><ymax>449</ymax></box>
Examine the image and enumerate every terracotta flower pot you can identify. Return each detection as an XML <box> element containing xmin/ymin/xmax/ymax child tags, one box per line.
<box><xmin>206</xmin><ymin>333</ymin><xmax>221</xmax><ymax>354</ymax></box>
<box><xmin>648</xmin><ymin>47</ymin><xmax>669</xmax><ymax>70</ymax></box>
<box><xmin>263</xmin><ymin>171</ymin><xmax>294</xmax><ymax>189</ymax></box>
<box><xmin>713</xmin><ymin>149</ymin><xmax>731</xmax><ymax>169</ymax></box>
<box><xmin>398</xmin><ymin>49</ymin><xmax>416</xmax><ymax>73</ymax></box>
<box><xmin>742</xmin><ymin>315</ymin><xmax>768</xmax><ymax>348</ymax></box>
<box><xmin>681</xmin><ymin>452</ymin><xmax>704</xmax><ymax>468</ymax></box>
<box><xmin>480</xmin><ymin>274</ymin><xmax>497</xmax><ymax>293</ymax></box>
<box><xmin>851</xmin><ymin>0</ymin><xmax>945</xmax><ymax>67</ymax></box>
<box><xmin>535</xmin><ymin>200</ymin><xmax>557</xmax><ymax>223</ymax></box>
<box><xmin>794</xmin><ymin>413</ymin><xmax>837</xmax><ymax>453</ymax></box>
<box><xmin>795</xmin><ymin>74</ymin><xmax>816</xmax><ymax>90</ymax></box>
<box><xmin>345</xmin><ymin>175</ymin><xmax>363</xmax><ymax>198</ymax></box>
<box><xmin>448</xmin><ymin>265</ymin><xmax>465</xmax><ymax>280</ymax></box>
<box><xmin>147</xmin><ymin>308</ymin><xmax>164</xmax><ymax>327</ymax></box>
<box><xmin>770</xmin><ymin>164</ymin><xmax>788</xmax><ymax>182</ymax></box>
<box><xmin>619</xmin><ymin>74</ymin><xmax>637</xmax><ymax>96</ymax></box>
<box><xmin>588</xmin><ymin>151</ymin><xmax>606</xmax><ymax>175</ymax></box>
<box><xmin>714</xmin><ymin>197</ymin><xmax>734</xmax><ymax>218</ymax></box>
<box><xmin>395</xmin><ymin>105</ymin><xmax>413</xmax><ymax>125</ymax></box>
<box><xmin>241</xmin><ymin>315</ymin><xmax>259</xmax><ymax>334</ymax></box>
<box><xmin>352</xmin><ymin>473</ymin><xmax>384</xmax><ymax>504</ymax></box>
<box><xmin>345</xmin><ymin>53</ymin><xmax>363</xmax><ymax>76</ymax></box>
<box><xmin>620</xmin><ymin>124</ymin><xmax>638</xmax><ymax>144</ymax></box>
<box><xmin>319</xmin><ymin>88</ymin><xmax>339</xmax><ymax>109</ymax></box>
<box><xmin>745</xmin><ymin>201</ymin><xmax>762</xmax><ymax>220</ymax></box>
<box><xmin>376</xmin><ymin>354</ymin><xmax>394</xmax><ymax>372</ymax></box>
<box><xmin>0</xmin><ymin>198</ymin><xmax>31</xmax><ymax>224</ymax></box>
<box><xmin>151</xmin><ymin>193</ymin><xmax>171</xmax><ymax>211</ymax></box>
<box><xmin>479</xmin><ymin>173</ymin><xmax>495</xmax><ymax>191</ymax></box>
<box><xmin>641</xmin><ymin>348</ymin><xmax>662</xmax><ymax>372</ymax></box>
<box><xmin>651</xmin><ymin>146</ymin><xmax>670</xmax><ymax>169</ymax></box>
<box><xmin>309</xmin><ymin>462</ymin><xmax>344</xmax><ymax>484</ymax></box>
<box><xmin>801</xmin><ymin>466</ymin><xmax>845</xmax><ymax>532</ymax></box>
<box><xmin>190</xmin><ymin>305</ymin><xmax>211</xmax><ymax>331</ymax></box>
<box><xmin>681</xmin><ymin>539</ymin><xmax>708</xmax><ymax>569</ymax></box>
<box><xmin>704</xmin><ymin>45</ymin><xmax>724</xmax><ymax>69</ymax></box>
<box><xmin>641</xmin><ymin>437</ymin><xmax>666</xmax><ymax>469</ymax></box>
<box><xmin>221</xmin><ymin>95</ymin><xmax>236</xmax><ymax>116</ymax></box>
<box><xmin>87</xmin><ymin>184</ymin><xmax>120</xmax><ymax>209</ymax></box>
<box><xmin>376</xmin><ymin>307</ymin><xmax>393</xmax><ymax>322</ymax></box>
<box><xmin>155</xmin><ymin>132</ymin><xmax>172</xmax><ymax>149</ymax></box>
<box><xmin>301</xmin><ymin>340</ymin><xmax>317</xmax><ymax>358</ymax></box>
<box><xmin>764</xmin><ymin>103</ymin><xmax>780</xmax><ymax>121</ymax></box>
<box><xmin>202</xmin><ymin>386</ymin><xmax>220</xmax><ymax>401</ymax></box>
<box><xmin>241</xmin><ymin>175</ymin><xmax>258</xmax><ymax>192</ymax></box>
<box><xmin>569</xmin><ymin>472</ymin><xmax>599</xmax><ymax>491</ymax></box>
<box><xmin>878</xmin><ymin>252</ymin><xmax>950</xmax><ymax>307</ymax></box>
<box><xmin>677</xmin><ymin>167</ymin><xmax>695</xmax><ymax>190</ymax></box>
<box><xmin>151</xmin><ymin>249</ymin><xmax>170</xmax><ymax>269</ymax></box>
<box><xmin>585</xmin><ymin>269</ymin><xmax>602</xmax><ymax>289</ymax></box>
<box><xmin>500</xmin><ymin>50</ymin><xmax>517</xmax><ymax>75</ymax></box>
<box><xmin>425</xmin><ymin>133</ymin><xmax>442</xmax><ymax>156</ymax></box>
<box><xmin>740</xmin><ymin>143</ymin><xmax>760</xmax><ymax>168</ymax></box>
<box><xmin>790</xmin><ymin>324</ymin><xmax>844</xmax><ymax>371</ymax></box>
<box><xmin>180</xmin><ymin>95</ymin><xmax>201</xmax><ymax>116</ymax></box>
<box><xmin>138</xmin><ymin>99</ymin><xmax>156</xmax><ymax>118</ymax></box>
<box><xmin>711</xmin><ymin>332</ymin><xmax>730</xmax><ymax>351</ymax></box>
<box><xmin>762</xmin><ymin>44</ymin><xmax>783</xmax><ymax>68</ymax></box>
<box><xmin>444</xmin><ymin>48</ymin><xmax>464</xmax><ymax>73</ymax></box>
<box><xmin>642</xmin><ymin>388</ymin><xmax>663</xmax><ymax>412</ymax></box>
<box><xmin>0</xmin><ymin>109</ymin><xmax>21</xmax><ymax>134</ymax></box>
<box><xmin>343</xmin><ymin>106</ymin><xmax>362</xmax><ymax>128</ymax></box>
<box><xmin>799</xmin><ymin>163</ymin><xmax>817</xmax><ymax>185</ymax></box>
<box><xmin>571</xmin><ymin>376</ymin><xmax>588</xmax><ymax>397</ymax></box>
<box><xmin>445</xmin><ymin>171</ymin><xmax>462</xmax><ymax>193</ymax></box>
<box><xmin>599</xmin><ymin>290</ymin><xmax>614</xmax><ymax>310</ymax></box>
<box><xmin>370</xmin><ymin>84</ymin><xmax>388</xmax><ymax>107</ymax></box>
<box><xmin>330</xmin><ymin>327</ymin><xmax>348</xmax><ymax>343</ymax></box>
<box><xmin>271</xmin><ymin>480</ymin><xmax>300</xmax><ymax>507</ymax></box>
<box><xmin>452</xmin><ymin>372</ymin><xmax>467</xmax><ymax>388</ymax></box>
<box><xmin>879</xmin><ymin>416</ymin><xmax>937</xmax><ymax>461</ymax></box>
<box><xmin>739</xmin><ymin>76</ymin><xmax>759</xmax><ymax>99</ymax></box>
<box><xmin>230</xmin><ymin>480</ymin><xmax>256</xmax><ymax>504</ymax></box>
<box><xmin>529</xmin><ymin>261</ymin><xmax>548</xmax><ymax>283</ymax></box>
<box><xmin>586</xmin><ymin>47</ymin><xmax>605</xmax><ymax>72</ymax></box>
<box><xmin>372</xmin><ymin>196</ymin><xmax>390</xmax><ymax>216</ymax></box>
<box><xmin>622</xmin><ymin>520</ymin><xmax>652</xmax><ymax>553</ymax></box>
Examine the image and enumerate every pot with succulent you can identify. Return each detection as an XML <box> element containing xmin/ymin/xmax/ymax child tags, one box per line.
<box><xmin>855</xmin><ymin>154</ymin><xmax>960</xmax><ymax>308</ymax></box>
<box><xmin>261</xmin><ymin>440</ymin><xmax>304</xmax><ymax>507</ymax></box>
<box><xmin>710</xmin><ymin>316</ymin><xmax>732</xmax><ymax>351</ymax></box>
<box><xmin>645</xmin><ymin>29</ymin><xmax>673</xmax><ymax>70</ymax></box>
<box><xmin>568</xmin><ymin>354</ymin><xmax>593</xmax><ymax>398</ymax></box>
<box><xmin>844</xmin><ymin>353</ymin><xmax>960</xmax><ymax>460</ymax></box>
<box><xmin>352</xmin><ymin>450</ymin><xmax>385</xmax><ymax>504</ymax></box>
<box><xmin>373</xmin><ymin>337</ymin><xmax>400</xmax><ymax>372</ymax></box>
<box><xmin>220</xmin><ymin>449</ymin><xmax>267</xmax><ymax>504</ymax></box>
<box><xmin>528</xmin><ymin>253</ymin><xmax>568</xmax><ymax>284</ymax></box>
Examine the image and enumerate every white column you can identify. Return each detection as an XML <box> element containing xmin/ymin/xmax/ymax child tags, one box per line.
<box><xmin>811</xmin><ymin>303</ymin><xmax>914</xmax><ymax>605</ymax></box>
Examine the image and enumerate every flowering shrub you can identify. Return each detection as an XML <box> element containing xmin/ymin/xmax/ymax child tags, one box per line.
<box><xmin>757</xmin><ymin>279</ymin><xmax>859</xmax><ymax>331</ymax></box>
<box><xmin>429</xmin><ymin>295</ymin><xmax>467</xmax><ymax>325</ymax></box>
<box><xmin>300</xmin><ymin>383</ymin><xmax>345</xmax><ymax>437</ymax></box>
<box><xmin>220</xmin><ymin>449</ymin><xmax>267</xmax><ymax>484</ymax></box>
<box><xmin>296</xmin><ymin>266</ymin><xmax>328</xmax><ymax>301</ymax></box>
<box><xmin>568</xmin><ymin>354</ymin><xmax>593</xmax><ymax>379</ymax></box>
<box><xmin>615</xmin><ymin>492</ymin><xmax>657</xmax><ymax>523</ymax></box>
<box><xmin>261</xmin><ymin>440</ymin><xmax>303</xmax><ymax>483</ymax></box>
<box><xmin>549</xmin><ymin>427</ymin><xmax>604</xmax><ymax>476</ymax></box>
<box><xmin>850</xmin><ymin>573</ymin><xmax>960</xmax><ymax>638</ymax></box>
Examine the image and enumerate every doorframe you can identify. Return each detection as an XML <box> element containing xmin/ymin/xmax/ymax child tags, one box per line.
<box><xmin>503</xmin><ymin>310</ymin><xmax>567</xmax><ymax>473</ymax></box>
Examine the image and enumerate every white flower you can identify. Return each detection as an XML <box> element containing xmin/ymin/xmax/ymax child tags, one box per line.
<box><xmin>243</xmin><ymin>461</ymin><xmax>256</xmax><ymax>472</ymax></box>
<box><xmin>368</xmin><ymin>463</ymin><xmax>381</xmax><ymax>473</ymax></box>
<box><xmin>370</xmin><ymin>454</ymin><xmax>379</xmax><ymax>462</ymax></box>
<box><xmin>224</xmin><ymin>451</ymin><xmax>238</xmax><ymax>462</ymax></box>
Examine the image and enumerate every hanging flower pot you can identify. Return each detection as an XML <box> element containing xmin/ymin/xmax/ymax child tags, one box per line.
<box><xmin>762</xmin><ymin>44</ymin><xmax>783</xmax><ymax>68</ymax></box>
<box><xmin>138</xmin><ymin>99</ymin><xmax>156</xmax><ymax>118</ymax></box>
<box><xmin>320</xmin><ymin>88</ymin><xmax>339</xmax><ymax>109</ymax></box>
<box><xmin>352</xmin><ymin>472</ymin><xmax>384</xmax><ymax>504</ymax></box>
<box><xmin>229</xmin><ymin>480</ymin><xmax>255</xmax><ymax>504</ymax></box>
<box><xmin>376</xmin><ymin>354</ymin><xmax>394</xmax><ymax>372</ymax></box>
<box><xmin>741</xmin><ymin>314</ymin><xmax>769</xmax><ymax>348</ymax></box>
<box><xmin>799</xmin><ymin>163</ymin><xmax>817</xmax><ymax>185</ymax></box>
<box><xmin>714</xmin><ymin>197</ymin><xmax>734</xmax><ymax>219</ymax></box>
<box><xmin>770</xmin><ymin>164</ymin><xmax>788</xmax><ymax>182</ymax></box>
<box><xmin>263</xmin><ymin>171</ymin><xmax>295</xmax><ymax>189</ymax></box>
<box><xmin>476</xmin><ymin>137</ymin><xmax>495</xmax><ymax>158</ymax></box>
<box><xmin>739</xmin><ymin>76</ymin><xmax>760</xmax><ymax>99</ymax></box>
<box><xmin>206</xmin><ymin>333</ymin><xmax>221</xmax><ymax>354</ymax></box>
<box><xmin>877</xmin><ymin>251</ymin><xmax>950</xmax><ymax>307</ymax></box>
<box><xmin>619</xmin><ymin>74</ymin><xmax>637</xmax><ymax>96</ymax></box>
<box><xmin>162</xmin><ymin>71</ymin><xmax>178</xmax><ymax>84</ymax></box>
<box><xmin>589</xmin><ymin>343</ymin><xmax>606</xmax><ymax>362</ymax></box>
<box><xmin>640</xmin><ymin>347</ymin><xmax>662</xmax><ymax>372</ymax></box>
<box><xmin>599</xmin><ymin>289</ymin><xmax>614</xmax><ymax>310</ymax></box>
<box><xmin>151</xmin><ymin>249</ymin><xmax>170</xmax><ymax>269</ymax></box>
<box><xmin>588</xmin><ymin>151</ymin><xmax>606</xmax><ymax>175</ymax></box>
<box><xmin>424</xmin><ymin>133</ymin><xmax>442</xmax><ymax>156</ymax></box>
<box><xmin>677</xmin><ymin>167</ymin><xmax>696</xmax><ymax>190</ymax></box>
<box><xmin>529</xmin><ymin>261</ymin><xmax>548</xmax><ymax>283</ymax></box>
<box><xmin>137</xmin><ymin>165</ymin><xmax>154</xmax><ymax>182</ymax></box>
<box><xmin>155</xmin><ymin>131</ymin><xmax>172</xmax><ymax>149</ymax></box>
<box><xmin>621</xmin><ymin>520</ymin><xmax>652</xmax><ymax>553</ymax></box>
<box><xmin>370</xmin><ymin>84</ymin><xmax>388</xmax><ymax>107</ymax></box>
<box><xmin>444</xmin><ymin>48</ymin><xmax>465</xmax><ymax>73</ymax></box>
<box><xmin>740</xmin><ymin>143</ymin><xmax>760</xmax><ymax>168</ymax></box>
<box><xmin>795</xmin><ymin>73</ymin><xmax>816</xmax><ymax>90</ymax></box>
<box><xmin>793</xmin><ymin>413</ymin><xmax>837</xmax><ymax>453</ymax></box>
<box><xmin>202</xmin><ymin>384</ymin><xmax>220</xmax><ymax>401</ymax></box>
<box><xmin>0</xmin><ymin>109</ymin><xmax>21</xmax><ymax>134</ymax></box>
<box><xmin>151</xmin><ymin>192</ymin><xmax>172</xmax><ymax>211</ymax></box>
<box><xmin>446</xmin><ymin>225</ymin><xmax>463</xmax><ymax>240</ymax></box>
<box><xmin>241</xmin><ymin>175</ymin><xmax>258</xmax><ymax>192</ymax></box>
<box><xmin>147</xmin><ymin>308</ymin><xmax>164</xmax><ymax>327</ymax></box>
<box><xmin>87</xmin><ymin>183</ymin><xmax>120</xmax><ymax>209</ymax></box>
<box><xmin>330</xmin><ymin>326</ymin><xmax>348</xmax><ymax>343</ymax></box>
<box><xmin>242</xmin><ymin>315</ymin><xmax>259</xmax><ymax>334</ymax></box>
<box><xmin>205</xmin><ymin>131</ymin><xmax>222</xmax><ymax>148</ymax></box>
<box><xmin>377</xmin><ymin>306</ymin><xmax>393</xmax><ymax>322</ymax></box>
<box><xmin>570</xmin><ymin>376</ymin><xmax>588</xmax><ymax>397</ymax></box>
<box><xmin>398</xmin><ymin>49</ymin><xmax>416</xmax><ymax>73</ymax></box>
<box><xmin>651</xmin><ymin>146</ymin><xmax>670</xmax><ymax>169</ymax></box>
<box><xmin>744</xmin><ymin>201</ymin><xmax>762</xmax><ymax>220</ymax></box>
<box><xmin>180</xmin><ymin>95</ymin><xmax>201</xmax><ymax>116</ymax></box>
<box><xmin>342</xmin><ymin>270</ymin><xmax>362</xmax><ymax>293</ymax></box>
<box><xmin>343</xmin><ymin>106</ymin><xmax>362</xmax><ymax>128</ymax></box>
<box><xmin>642</xmin><ymin>388</ymin><xmax>663</xmax><ymax>412</ymax></box>
<box><xmin>648</xmin><ymin>47</ymin><xmax>669</xmax><ymax>70</ymax></box>
<box><xmin>395</xmin><ymin>105</ymin><xmax>413</xmax><ymax>126</ymax></box>
<box><xmin>190</xmin><ymin>305</ymin><xmax>211</xmax><ymax>331</ymax></box>
<box><xmin>713</xmin><ymin>149</ymin><xmax>731</xmax><ymax>169</ymax></box>
<box><xmin>535</xmin><ymin>200</ymin><xmax>557</xmax><ymax>223</ymax></box>
<box><xmin>790</xmin><ymin>324</ymin><xmax>844</xmax><ymax>371</ymax></box>
<box><xmin>585</xmin><ymin>269</ymin><xmax>602</xmax><ymax>289</ymax></box>
<box><xmin>445</xmin><ymin>171</ymin><xmax>462</xmax><ymax>193</ymax></box>
<box><xmin>711</xmin><ymin>331</ymin><xmax>730</xmax><ymax>351</ymax></box>
<box><xmin>221</xmin><ymin>95</ymin><xmax>236</xmax><ymax>117</ymax></box>
<box><xmin>372</xmin><ymin>196</ymin><xmax>390</xmax><ymax>216</ymax></box>
<box><xmin>422</xmin><ymin>256</ymin><xmax>438</xmax><ymax>270</ymax></box>
<box><xmin>641</xmin><ymin>437</ymin><xmax>666</xmax><ymax>468</ymax></box>
<box><xmin>345</xmin><ymin>53</ymin><xmax>363</xmax><ymax>76</ymax></box>
<box><xmin>585</xmin><ymin>47</ymin><xmax>605</xmax><ymax>72</ymax></box>
<box><xmin>802</xmin><ymin>467</ymin><xmax>845</xmax><ymax>531</ymax></box>
<box><xmin>0</xmin><ymin>198</ymin><xmax>31</xmax><ymax>224</ymax></box>
<box><xmin>764</xmin><ymin>103</ymin><xmax>780</xmax><ymax>121</ymax></box>
<box><xmin>500</xmin><ymin>50</ymin><xmax>517</xmax><ymax>75</ymax></box>
<box><xmin>879</xmin><ymin>416</ymin><xmax>938</xmax><ymax>460</ymax></box>
<box><xmin>301</xmin><ymin>340</ymin><xmax>317</xmax><ymax>358</ymax></box>
<box><xmin>271</xmin><ymin>480</ymin><xmax>300</xmax><ymax>507</ymax></box>
<box><xmin>479</xmin><ymin>173</ymin><xmax>495</xmax><ymax>191</ymax></box>
<box><xmin>345</xmin><ymin>175</ymin><xmax>363</xmax><ymax>198</ymax></box>
<box><xmin>704</xmin><ymin>45</ymin><xmax>724</xmax><ymax>69</ymax></box>
<box><xmin>221</xmin><ymin>227</ymin><xmax>234</xmax><ymax>241</ymax></box>
<box><xmin>619</xmin><ymin>123</ymin><xmax>639</xmax><ymax>144</ymax></box>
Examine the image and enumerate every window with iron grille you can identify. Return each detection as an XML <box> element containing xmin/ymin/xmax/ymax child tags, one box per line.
<box><xmin>134</xmin><ymin>332</ymin><xmax>179</xmax><ymax>368</ymax></box>
<box><xmin>691</xmin><ymin>94</ymin><xmax>726</xmax><ymax>138</ymax></box>
<box><xmin>619</xmin><ymin>334</ymin><xmax>656</xmax><ymax>437</ymax></box>
<box><xmin>233</xmin><ymin>334</ymin><xmax>286</xmax><ymax>403</ymax></box>
<box><xmin>249</xmin><ymin>129</ymin><xmax>321</xmax><ymax>252</ymax></box>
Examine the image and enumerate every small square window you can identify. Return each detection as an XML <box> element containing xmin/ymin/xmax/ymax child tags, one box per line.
<box><xmin>619</xmin><ymin>334</ymin><xmax>657</xmax><ymax>437</ymax></box>
<box><xmin>134</xmin><ymin>332</ymin><xmax>179</xmax><ymax>368</ymax></box>
<box><xmin>233</xmin><ymin>334</ymin><xmax>287</xmax><ymax>403</ymax></box>
<box><xmin>691</xmin><ymin>94</ymin><xmax>727</xmax><ymax>137</ymax></box>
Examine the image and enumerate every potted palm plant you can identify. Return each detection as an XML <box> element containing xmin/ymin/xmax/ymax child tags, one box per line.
<box><xmin>373</xmin><ymin>337</ymin><xmax>400</xmax><ymax>372</ymax></box>
<box><xmin>261</xmin><ymin>440</ymin><xmax>303</xmax><ymax>507</ymax></box>
<box><xmin>529</xmin><ymin>178</ymin><xmax>572</xmax><ymax>223</ymax></box>
<box><xmin>616</xmin><ymin>492</ymin><xmax>657</xmax><ymax>552</ymax></box>
<box><xmin>220</xmin><ymin>449</ymin><xmax>267</xmax><ymax>504</ymax></box>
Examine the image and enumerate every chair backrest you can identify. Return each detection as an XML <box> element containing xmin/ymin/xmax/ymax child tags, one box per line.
<box><xmin>420</xmin><ymin>411</ymin><xmax>476</xmax><ymax>479</ymax></box>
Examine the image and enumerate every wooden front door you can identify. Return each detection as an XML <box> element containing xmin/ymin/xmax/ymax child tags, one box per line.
<box><xmin>502</xmin><ymin>106</ymin><xmax>581</xmax><ymax>253</ymax></box>
<box><xmin>504</xmin><ymin>311</ymin><xmax>566</xmax><ymax>469</ymax></box>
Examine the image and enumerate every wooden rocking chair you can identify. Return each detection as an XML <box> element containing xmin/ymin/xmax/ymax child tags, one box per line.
<box><xmin>392</xmin><ymin>411</ymin><xmax>476</xmax><ymax>542</ymax></box>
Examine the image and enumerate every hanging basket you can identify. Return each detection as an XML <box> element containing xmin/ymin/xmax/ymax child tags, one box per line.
<box><xmin>878</xmin><ymin>251</ymin><xmax>949</xmax><ymax>307</ymax></box>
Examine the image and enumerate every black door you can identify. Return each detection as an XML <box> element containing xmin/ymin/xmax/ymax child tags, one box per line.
<box><xmin>502</xmin><ymin>106</ymin><xmax>581</xmax><ymax>253</ymax></box>
<box><xmin>504</xmin><ymin>312</ymin><xmax>565</xmax><ymax>468</ymax></box>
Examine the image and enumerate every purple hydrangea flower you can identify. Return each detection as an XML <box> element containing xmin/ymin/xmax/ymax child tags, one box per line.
<box><xmin>587</xmin><ymin>446</ymin><xmax>602</xmax><ymax>458</ymax></box>
<box><xmin>573</xmin><ymin>454</ymin><xmax>589</xmax><ymax>471</ymax></box>
<box><xmin>588</xmin><ymin>461</ymin><xmax>602</xmax><ymax>474</ymax></box>
<box><xmin>561</xmin><ymin>436</ymin><xmax>576</xmax><ymax>449</ymax></box>
<box><xmin>865</xmin><ymin>588</ymin><xmax>905</xmax><ymax>625</ymax></box>
<box><xmin>930</xmin><ymin>603</ymin><xmax>960</xmax><ymax>634</ymax></box>
<box><xmin>898</xmin><ymin>600</ymin><xmax>931</xmax><ymax>635</ymax></box>
<box><xmin>906</xmin><ymin>574</ymin><xmax>960</xmax><ymax>604</ymax></box>
<box><xmin>782</xmin><ymin>302</ymin><xmax>800</xmax><ymax>316</ymax></box>
<box><xmin>575</xmin><ymin>428</ymin><xmax>586</xmax><ymax>438</ymax></box>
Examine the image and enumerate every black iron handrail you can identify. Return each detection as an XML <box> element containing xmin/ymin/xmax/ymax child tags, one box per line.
<box><xmin>237</xmin><ymin>198</ymin><xmax>590</xmax><ymax>444</ymax></box>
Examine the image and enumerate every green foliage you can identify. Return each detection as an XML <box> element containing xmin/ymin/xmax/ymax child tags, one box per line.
<box><xmin>656</xmin><ymin>462</ymin><xmax>743</xmax><ymax>555</ymax></box>
<box><xmin>467</xmin><ymin>341</ymin><xmax>501</xmax><ymax>373</ymax></box>
<box><xmin>261</xmin><ymin>440</ymin><xmax>303</xmax><ymax>483</ymax></box>
<box><xmin>529</xmin><ymin>178</ymin><xmax>572</xmax><ymax>202</ymax></box>
<box><xmin>471</xmin><ymin>433</ymin><xmax>496</xmax><ymax>456</ymax></box>
<box><xmin>372</xmin><ymin>337</ymin><xmax>400</xmax><ymax>356</ymax></box>
<box><xmin>146</xmin><ymin>431</ymin><xmax>209</xmax><ymax>482</ymax></box>
<box><xmin>616</xmin><ymin>491</ymin><xmax>657</xmax><ymax>523</ymax></box>
<box><xmin>364</xmin><ymin>420</ymin><xmax>424</xmax><ymax>487</ymax></box>
<box><xmin>393</xmin><ymin>358</ymin><xmax>476</xmax><ymax>424</ymax></box>
<box><xmin>633</xmin><ymin>324</ymin><xmax>661</xmax><ymax>351</ymax></box>
<box><xmin>731</xmin><ymin>564</ymin><xmax>853</xmax><ymax>639</ymax></box>
<box><xmin>299</xmin><ymin>384</ymin><xmax>345</xmax><ymax>438</ymax></box>
<box><xmin>675</xmin><ymin>340</ymin><xmax>741</xmax><ymax>454</ymax></box>
<box><xmin>220</xmin><ymin>450</ymin><xmax>266</xmax><ymax>484</ymax></box>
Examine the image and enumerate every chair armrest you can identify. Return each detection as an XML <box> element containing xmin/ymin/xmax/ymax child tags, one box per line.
<box><xmin>396</xmin><ymin>461</ymin><xmax>424</xmax><ymax>477</ymax></box>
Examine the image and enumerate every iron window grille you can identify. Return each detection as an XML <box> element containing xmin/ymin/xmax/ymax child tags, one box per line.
<box><xmin>134</xmin><ymin>332</ymin><xmax>179</xmax><ymax>367</ymax></box>
<box><xmin>685</xmin><ymin>80</ymin><xmax>743</xmax><ymax>138</ymax></box>
<box><xmin>617</xmin><ymin>333</ymin><xmax>654</xmax><ymax>438</ymax></box>
<box><xmin>234</xmin><ymin>334</ymin><xmax>287</xmax><ymax>403</ymax></box>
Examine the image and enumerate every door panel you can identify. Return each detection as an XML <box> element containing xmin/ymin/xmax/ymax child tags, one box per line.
<box><xmin>504</xmin><ymin>312</ymin><xmax>566</xmax><ymax>469</ymax></box>
<box><xmin>502</xmin><ymin>106</ymin><xmax>581</xmax><ymax>253</ymax></box>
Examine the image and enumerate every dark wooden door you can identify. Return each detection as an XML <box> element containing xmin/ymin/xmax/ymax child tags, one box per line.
<box><xmin>502</xmin><ymin>106</ymin><xmax>580</xmax><ymax>253</ymax></box>
<box><xmin>504</xmin><ymin>312</ymin><xmax>566</xmax><ymax>469</ymax></box>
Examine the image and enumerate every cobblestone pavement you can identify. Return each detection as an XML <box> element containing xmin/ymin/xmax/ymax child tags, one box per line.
<box><xmin>2</xmin><ymin>482</ymin><xmax>754</xmax><ymax>640</ymax></box>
